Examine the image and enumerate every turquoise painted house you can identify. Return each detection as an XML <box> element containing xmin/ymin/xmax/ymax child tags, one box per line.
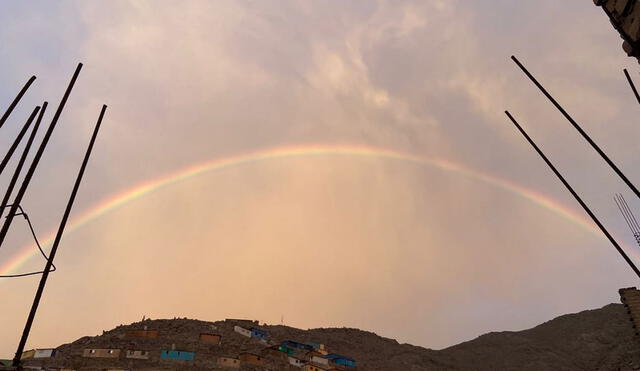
<box><xmin>161</xmin><ymin>350</ymin><xmax>195</xmax><ymax>361</ymax></box>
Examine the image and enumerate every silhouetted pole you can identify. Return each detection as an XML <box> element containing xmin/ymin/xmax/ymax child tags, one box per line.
<box><xmin>12</xmin><ymin>104</ymin><xmax>106</xmax><ymax>369</ymax></box>
<box><xmin>511</xmin><ymin>56</ymin><xmax>640</xmax><ymax>201</ymax></box>
<box><xmin>623</xmin><ymin>69</ymin><xmax>640</xmax><ymax>105</ymax></box>
<box><xmin>0</xmin><ymin>76</ymin><xmax>36</xmax><ymax>130</ymax></box>
<box><xmin>0</xmin><ymin>108</ymin><xmax>37</xmax><ymax>177</ymax></box>
<box><xmin>0</xmin><ymin>63</ymin><xmax>82</xmax><ymax>251</ymax></box>
<box><xmin>0</xmin><ymin>104</ymin><xmax>46</xmax><ymax>218</ymax></box>
<box><xmin>505</xmin><ymin>110</ymin><xmax>640</xmax><ymax>279</ymax></box>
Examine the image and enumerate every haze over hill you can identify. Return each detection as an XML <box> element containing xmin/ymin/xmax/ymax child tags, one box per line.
<box><xmin>13</xmin><ymin>303</ymin><xmax>640</xmax><ymax>371</ymax></box>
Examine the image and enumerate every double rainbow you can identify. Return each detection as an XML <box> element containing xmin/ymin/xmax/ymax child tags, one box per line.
<box><xmin>0</xmin><ymin>144</ymin><xmax>609</xmax><ymax>277</ymax></box>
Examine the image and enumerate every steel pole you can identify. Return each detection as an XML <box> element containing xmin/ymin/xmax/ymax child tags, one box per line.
<box><xmin>12</xmin><ymin>105</ymin><xmax>106</xmax><ymax>368</ymax></box>
<box><xmin>505</xmin><ymin>110</ymin><xmax>640</xmax><ymax>279</ymax></box>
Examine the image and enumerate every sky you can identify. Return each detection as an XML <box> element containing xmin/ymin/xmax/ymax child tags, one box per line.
<box><xmin>1</xmin><ymin>0</ymin><xmax>640</xmax><ymax>358</ymax></box>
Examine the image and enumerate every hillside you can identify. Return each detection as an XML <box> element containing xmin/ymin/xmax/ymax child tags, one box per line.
<box><xmin>12</xmin><ymin>303</ymin><xmax>640</xmax><ymax>371</ymax></box>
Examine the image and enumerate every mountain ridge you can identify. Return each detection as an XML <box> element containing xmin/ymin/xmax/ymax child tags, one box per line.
<box><xmin>12</xmin><ymin>303</ymin><xmax>640</xmax><ymax>370</ymax></box>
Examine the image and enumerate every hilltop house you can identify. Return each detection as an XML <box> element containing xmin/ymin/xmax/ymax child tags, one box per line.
<box><xmin>125</xmin><ymin>329</ymin><xmax>158</xmax><ymax>338</ymax></box>
<box><xmin>289</xmin><ymin>356</ymin><xmax>305</xmax><ymax>368</ymax></box>
<box><xmin>33</xmin><ymin>348</ymin><xmax>57</xmax><ymax>358</ymax></box>
<box><xmin>233</xmin><ymin>325</ymin><xmax>252</xmax><ymax>337</ymax></box>
<box><xmin>304</xmin><ymin>364</ymin><xmax>334</xmax><ymax>371</ymax></box>
<box><xmin>217</xmin><ymin>356</ymin><xmax>240</xmax><ymax>368</ymax></box>
<box><xmin>251</xmin><ymin>328</ymin><xmax>268</xmax><ymax>340</ymax></box>
<box><xmin>199</xmin><ymin>333</ymin><xmax>222</xmax><ymax>345</ymax></box>
<box><xmin>82</xmin><ymin>349</ymin><xmax>120</xmax><ymax>358</ymax></box>
<box><xmin>125</xmin><ymin>350</ymin><xmax>149</xmax><ymax>359</ymax></box>
<box><xmin>160</xmin><ymin>350</ymin><xmax>195</xmax><ymax>361</ymax></box>
<box><xmin>305</xmin><ymin>342</ymin><xmax>328</xmax><ymax>355</ymax></box>
<box><xmin>239</xmin><ymin>352</ymin><xmax>266</xmax><ymax>366</ymax></box>
<box><xmin>326</xmin><ymin>354</ymin><xmax>356</xmax><ymax>367</ymax></box>
<box><xmin>282</xmin><ymin>340</ymin><xmax>314</xmax><ymax>352</ymax></box>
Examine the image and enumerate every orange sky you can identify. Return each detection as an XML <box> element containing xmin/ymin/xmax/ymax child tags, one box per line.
<box><xmin>1</xmin><ymin>0</ymin><xmax>640</xmax><ymax>358</ymax></box>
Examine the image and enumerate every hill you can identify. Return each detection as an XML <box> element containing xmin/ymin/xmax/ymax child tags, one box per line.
<box><xmin>13</xmin><ymin>303</ymin><xmax>640</xmax><ymax>370</ymax></box>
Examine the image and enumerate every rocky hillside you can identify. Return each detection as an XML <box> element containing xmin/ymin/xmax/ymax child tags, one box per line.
<box><xmin>13</xmin><ymin>303</ymin><xmax>640</xmax><ymax>371</ymax></box>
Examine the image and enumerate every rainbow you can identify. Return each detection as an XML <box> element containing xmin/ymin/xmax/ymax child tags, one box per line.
<box><xmin>0</xmin><ymin>144</ymin><xmax>614</xmax><ymax>277</ymax></box>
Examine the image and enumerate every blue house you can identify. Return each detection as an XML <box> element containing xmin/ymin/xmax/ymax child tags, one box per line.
<box><xmin>282</xmin><ymin>340</ymin><xmax>313</xmax><ymax>352</ymax></box>
<box><xmin>161</xmin><ymin>350</ymin><xmax>195</xmax><ymax>361</ymax></box>
<box><xmin>326</xmin><ymin>353</ymin><xmax>356</xmax><ymax>367</ymax></box>
<box><xmin>251</xmin><ymin>328</ymin><xmax>268</xmax><ymax>340</ymax></box>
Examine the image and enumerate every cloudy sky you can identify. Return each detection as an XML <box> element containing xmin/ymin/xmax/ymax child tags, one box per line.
<box><xmin>1</xmin><ymin>0</ymin><xmax>640</xmax><ymax>358</ymax></box>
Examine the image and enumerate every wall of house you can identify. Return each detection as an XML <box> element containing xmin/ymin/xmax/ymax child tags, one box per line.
<box><xmin>125</xmin><ymin>350</ymin><xmax>149</xmax><ymax>359</ymax></box>
<box><xmin>199</xmin><ymin>333</ymin><xmax>222</xmax><ymax>344</ymax></box>
<box><xmin>596</xmin><ymin>0</ymin><xmax>640</xmax><ymax>61</ymax></box>
<box><xmin>233</xmin><ymin>325</ymin><xmax>252</xmax><ymax>337</ymax></box>
<box><xmin>33</xmin><ymin>349</ymin><xmax>56</xmax><ymax>358</ymax></box>
<box><xmin>82</xmin><ymin>349</ymin><xmax>120</xmax><ymax>358</ymax></box>
<box><xmin>239</xmin><ymin>353</ymin><xmax>266</xmax><ymax>366</ymax></box>
<box><xmin>160</xmin><ymin>350</ymin><xmax>195</xmax><ymax>361</ymax></box>
<box><xmin>125</xmin><ymin>330</ymin><xmax>158</xmax><ymax>338</ymax></box>
<box><xmin>217</xmin><ymin>357</ymin><xmax>240</xmax><ymax>368</ymax></box>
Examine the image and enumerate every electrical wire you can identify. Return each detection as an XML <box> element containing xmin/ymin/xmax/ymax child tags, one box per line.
<box><xmin>0</xmin><ymin>205</ymin><xmax>56</xmax><ymax>278</ymax></box>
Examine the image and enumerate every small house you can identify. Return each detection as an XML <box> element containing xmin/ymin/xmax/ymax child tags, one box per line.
<box><xmin>310</xmin><ymin>354</ymin><xmax>329</xmax><ymax>365</ymax></box>
<box><xmin>239</xmin><ymin>352</ymin><xmax>266</xmax><ymax>366</ymax></box>
<box><xmin>278</xmin><ymin>345</ymin><xmax>295</xmax><ymax>355</ymax></box>
<box><xmin>305</xmin><ymin>342</ymin><xmax>328</xmax><ymax>355</ymax></box>
<box><xmin>33</xmin><ymin>348</ymin><xmax>56</xmax><ymax>358</ymax></box>
<box><xmin>160</xmin><ymin>350</ymin><xmax>195</xmax><ymax>361</ymax></box>
<box><xmin>82</xmin><ymin>349</ymin><xmax>120</xmax><ymax>358</ymax></box>
<box><xmin>20</xmin><ymin>350</ymin><xmax>35</xmax><ymax>360</ymax></box>
<box><xmin>326</xmin><ymin>354</ymin><xmax>356</xmax><ymax>367</ymax></box>
<box><xmin>225</xmin><ymin>318</ymin><xmax>258</xmax><ymax>327</ymax></box>
<box><xmin>288</xmin><ymin>356</ymin><xmax>304</xmax><ymax>368</ymax></box>
<box><xmin>304</xmin><ymin>364</ymin><xmax>332</xmax><ymax>371</ymax></box>
<box><xmin>217</xmin><ymin>357</ymin><xmax>240</xmax><ymax>368</ymax></box>
<box><xmin>282</xmin><ymin>340</ymin><xmax>314</xmax><ymax>352</ymax></box>
<box><xmin>125</xmin><ymin>350</ymin><xmax>149</xmax><ymax>359</ymax></box>
<box><xmin>251</xmin><ymin>328</ymin><xmax>268</xmax><ymax>340</ymax></box>
<box><xmin>125</xmin><ymin>330</ymin><xmax>158</xmax><ymax>338</ymax></box>
<box><xmin>233</xmin><ymin>325</ymin><xmax>252</xmax><ymax>337</ymax></box>
<box><xmin>199</xmin><ymin>333</ymin><xmax>222</xmax><ymax>345</ymax></box>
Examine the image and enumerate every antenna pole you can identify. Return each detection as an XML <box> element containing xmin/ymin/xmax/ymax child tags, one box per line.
<box><xmin>505</xmin><ymin>110</ymin><xmax>640</xmax><ymax>279</ymax></box>
<box><xmin>623</xmin><ymin>69</ymin><xmax>640</xmax><ymax>105</ymax></box>
<box><xmin>511</xmin><ymin>56</ymin><xmax>640</xmax><ymax>201</ymax></box>
<box><xmin>0</xmin><ymin>108</ymin><xmax>37</xmax><ymax>177</ymax></box>
<box><xmin>0</xmin><ymin>63</ymin><xmax>81</xmax><ymax>251</ymax></box>
<box><xmin>0</xmin><ymin>76</ymin><xmax>36</xmax><ymax>130</ymax></box>
<box><xmin>12</xmin><ymin>105</ymin><xmax>106</xmax><ymax>369</ymax></box>
<box><xmin>0</xmin><ymin>104</ymin><xmax>46</xmax><ymax>218</ymax></box>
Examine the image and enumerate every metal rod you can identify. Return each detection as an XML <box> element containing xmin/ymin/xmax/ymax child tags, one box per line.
<box><xmin>0</xmin><ymin>76</ymin><xmax>36</xmax><ymax>130</ymax></box>
<box><xmin>0</xmin><ymin>63</ymin><xmax>82</xmax><ymax>251</ymax></box>
<box><xmin>0</xmin><ymin>109</ymin><xmax>37</xmax><ymax>177</ymax></box>
<box><xmin>623</xmin><ymin>69</ymin><xmax>640</xmax><ymax>105</ymax></box>
<box><xmin>511</xmin><ymin>56</ymin><xmax>640</xmax><ymax>201</ymax></box>
<box><xmin>0</xmin><ymin>104</ymin><xmax>46</xmax><ymax>219</ymax></box>
<box><xmin>12</xmin><ymin>104</ymin><xmax>106</xmax><ymax>368</ymax></box>
<box><xmin>505</xmin><ymin>110</ymin><xmax>640</xmax><ymax>279</ymax></box>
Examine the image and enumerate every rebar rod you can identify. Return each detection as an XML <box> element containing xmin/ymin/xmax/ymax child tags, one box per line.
<box><xmin>0</xmin><ymin>63</ymin><xmax>82</xmax><ymax>251</ymax></box>
<box><xmin>0</xmin><ymin>104</ymin><xmax>46</xmax><ymax>218</ymax></box>
<box><xmin>511</xmin><ymin>56</ymin><xmax>640</xmax><ymax>201</ymax></box>
<box><xmin>12</xmin><ymin>104</ymin><xmax>106</xmax><ymax>368</ymax></box>
<box><xmin>0</xmin><ymin>109</ymin><xmax>37</xmax><ymax>177</ymax></box>
<box><xmin>623</xmin><ymin>69</ymin><xmax>640</xmax><ymax>105</ymax></box>
<box><xmin>505</xmin><ymin>110</ymin><xmax>640</xmax><ymax>279</ymax></box>
<box><xmin>0</xmin><ymin>76</ymin><xmax>36</xmax><ymax>130</ymax></box>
